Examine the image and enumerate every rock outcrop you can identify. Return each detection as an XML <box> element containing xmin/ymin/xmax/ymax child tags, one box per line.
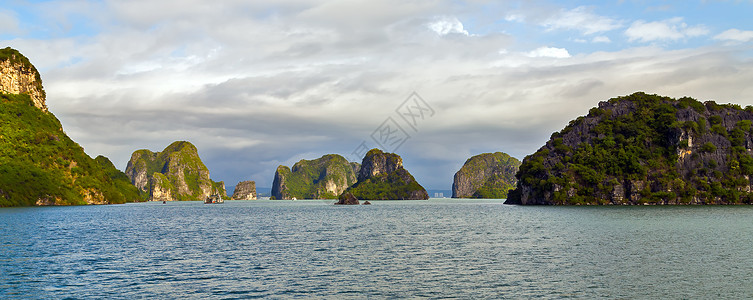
<box><xmin>0</xmin><ymin>48</ymin><xmax>140</xmax><ymax>206</ymax></box>
<box><xmin>340</xmin><ymin>149</ymin><xmax>429</xmax><ymax>200</ymax></box>
<box><xmin>0</xmin><ymin>47</ymin><xmax>46</xmax><ymax>111</ymax></box>
<box><xmin>452</xmin><ymin>152</ymin><xmax>521</xmax><ymax>199</ymax></box>
<box><xmin>232</xmin><ymin>180</ymin><xmax>257</xmax><ymax>200</ymax></box>
<box><xmin>507</xmin><ymin>92</ymin><xmax>753</xmax><ymax>205</ymax></box>
<box><xmin>125</xmin><ymin>141</ymin><xmax>224</xmax><ymax>201</ymax></box>
<box><xmin>335</xmin><ymin>192</ymin><xmax>360</xmax><ymax>205</ymax></box>
<box><xmin>271</xmin><ymin>154</ymin><xmax>359</xmax><ymax>199</ymax></box>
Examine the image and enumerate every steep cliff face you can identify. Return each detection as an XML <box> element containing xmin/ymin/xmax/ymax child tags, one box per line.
<box><xmin>340</xmin><ymin>148</ymin><xmax>429</xmax><ymax>200</ymax></box>
<box><xmin>149</xmin><ymin>173</ymin><xmax>173</xmax><ymax>202</ymax></box>
<box><xmin>507</xmin><ymin>92</ymin><xmax>753</xmax><ymax>205</ymax></box>
<box><xmin>271</xmin><ymin>154</ymin><xmax>359</xmax><ymax>199</ymax></box>
<box><xmin>0</xmin><ymin>47</ymin><xmax>46</xmax><ymax>111</ymax></box>
<box><xmin>0</xmin><ymin>48</ymin><xmax>139</xmax><ymax>206</ymax></box>
<box><xmin>125</xmin><ymin>150</ymin><xmax>156</xmax><ymax>192</ymax></box>
<box><xmin>232</xmin><ymin>180</ymin><xmax>257</xmax><ymax>200</ymax></box>
<box><xmin>452</xmin><ymin>152</ymin><xmax>521</xmax><ymax>199</ymax></box>
<box><xmin>125</xmin><ymin>141</ymin><xmax>222</xmax><ymax>201</ymax></box>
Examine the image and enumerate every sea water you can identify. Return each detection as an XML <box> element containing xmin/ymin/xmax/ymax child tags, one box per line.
<box><xmin>2</xmin><ymin>199</ymin><xmax>752</xmax><ymax>298</ymax></box>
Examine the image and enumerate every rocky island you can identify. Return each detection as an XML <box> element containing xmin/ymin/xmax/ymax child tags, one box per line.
<box><xmin>452</xmin><ymin>152</ymin><xmax>520</xmax><ymax>199</ymax></box>
<box><xmin>0</xmin><ymin>47</ymin><xmax>140</xmax><ymax>206</ymax></box>
<box><xmin>507</xmin><ymin>92</ymin><xmax>753</xmax><ymax>205</ymax></box>
<box><xmin>339</xmin><ymin>148</ymin><xmax>429</xmax><ymax>200</ymax></box>
<box><xmin>271</xmin><ymin>154</ymin><xmax>359</xmax><ymax>199</ymax></box>
<box><xmin>232</xmin><ymin>180</ymin><xmax>257</xmax><ymax>200</ymax></box>
<box><xmin>125</xmin><ymin>141</ymin><xmax>228</xmax><ymax>201</ymax></box>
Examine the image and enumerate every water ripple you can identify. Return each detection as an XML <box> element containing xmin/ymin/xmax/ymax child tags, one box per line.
<box><xmin>2</xmin><ymin>201</ymin><xmax>753</xmax><ymax>298</ymax></box>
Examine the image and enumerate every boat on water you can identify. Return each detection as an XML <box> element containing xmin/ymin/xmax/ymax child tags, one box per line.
<box><xmin>204</xmin><ymin>194</ymin><xmax>224</xmax><ymax>204</ymax></box>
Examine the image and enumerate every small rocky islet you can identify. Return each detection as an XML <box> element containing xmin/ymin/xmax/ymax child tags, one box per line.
<box><xmin>232</xmin><ymin>180</ymin><xmax>257</xmax><ymax>200</ymax></box>
<box><xmin>5</xmin><ymin>47</ymin><xmax>753</xmax><ymax>206</ymax></box>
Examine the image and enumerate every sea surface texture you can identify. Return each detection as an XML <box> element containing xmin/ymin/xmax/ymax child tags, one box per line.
<box><xmin>2</xmin><ymin>199</ymin><xmax>752</xmax><ymax>298</ymax></box>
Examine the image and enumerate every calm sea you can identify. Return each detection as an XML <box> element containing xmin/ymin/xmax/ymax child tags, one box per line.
<box><xmin>2</xmin><ymin>199</ymin><xmax>752</xmax><ymax>299</ymax></box>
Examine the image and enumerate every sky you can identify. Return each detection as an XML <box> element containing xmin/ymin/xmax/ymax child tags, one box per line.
<box><xmin>2</xmin><ymin>0</ymin><xmax>753</xmax><ymax>191</ymax></box>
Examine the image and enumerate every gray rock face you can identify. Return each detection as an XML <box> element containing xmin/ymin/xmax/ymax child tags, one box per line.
<box><xmin>0</xmin><ymin>47</ymin><xmax>46</xmax><ymax>111</ymax></box>
<box><xmin>358</xmin><ymin>149</ymin><xmax>402</xmax><ymax>181</ymax></box>
<box><xmin>149</xmin><ymin>173</ymin><xmax>173</xmax><ymax>202</ymax></box>
<box><xmin>232</xmin><ymin>181</ymin><xmax>257</xmax><ymax>200</ymax></box>
<box><xmin>125</xmin><ymin>150</ymin><xmax>156</xmax><ymax>192</ymax></box>
<box><xmin>452</xmin><ymin>152</ymin><xmax>521</xmax><ymax>199</ymax></box>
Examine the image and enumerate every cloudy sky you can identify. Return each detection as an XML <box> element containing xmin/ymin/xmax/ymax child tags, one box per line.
<box><xmin>3</xmin><ymin>0</ymin><xmax>753</xmax><ymax>191</ymax></box>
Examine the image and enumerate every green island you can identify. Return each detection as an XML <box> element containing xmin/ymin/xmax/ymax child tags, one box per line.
<box><xmin>125</xmin><ymin>141</ymin><xmax>228</xmax><ymax>202</ymax></box>
<box><xmin>507</xmin><ymin>92</ymin><xmax>753</xmax><ymax>205</ymax></box>
<box><xmin>271</xmin><ymin>154</ymin><xmax>359</xmax><ymax>200</ymax></box>
<box><xmin>0</xmin><ymin>93</ymin><xmax>140</xmax><ymax>206</ymax></box>
<box><xmin>452</xmin><ymin>152</ymin><xmax>521</xmax><ymax>199</ymax></box>
<box><xmin>339</xmin><ymin>148</ymin><xmax>428</xmax><ymax>201</ymax></box>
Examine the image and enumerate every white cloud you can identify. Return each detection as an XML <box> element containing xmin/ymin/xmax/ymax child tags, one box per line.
<box><xmin>592</xmin><ymin>36</ymin><xmax>611</xmax><ymax>43</ymax></box>
<box><xmin>504</xmin><ymin>14</ymin><xmax>524</xmax><ymax>22</ymax></box>
<box><xmin>715</xmin><ymin>29</ymin><xmax>753</xmax><ymax>43</ymax></box>
<box><xmin>427</xmin><ymin>16</ymin><xmax>469</xmax><ymax>36</ymax></box>
<box><xmin>526</xmin><ymin>46</ymin><xmax>571</xmax><ymax>58</ymax></box>
<box><xmin>542</xmin><ymin>6</ymin><xmax>622</xmax><ymax>35</ymax></box>
<box><xmin>625</xmin><ymin>17</ymin><xmax>709</xmax><ymax>42</ymax></box>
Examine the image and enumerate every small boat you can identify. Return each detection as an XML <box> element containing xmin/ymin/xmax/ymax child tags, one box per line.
<box><xmin>204</xmin><ymin>194</ymin><xmax>224</xmax><ymax>204</ymax></box>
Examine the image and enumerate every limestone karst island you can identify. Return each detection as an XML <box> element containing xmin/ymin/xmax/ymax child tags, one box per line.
<box><xmin>4</xmin><ymin>46</ymin><xmax>753</xmax><ymax>206</ymax></box>
<box><xmin>5</xmin><ymin>1</ymin><xmax>753</xmax><ymax>298</ymax></box>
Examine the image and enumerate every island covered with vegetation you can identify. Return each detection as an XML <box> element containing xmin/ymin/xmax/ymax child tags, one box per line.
<box><xmin>452</xmin><ymin>152</ymin><xmax>520</xmax><ymax>199</ymax></box>
<box><xmin>507</xmin><ymin>92</ymin><xmax>753</xmax><ymax>205</ymax></box>
<box><xmin>0</xmin><ymin>93</ymin><xmax>140</xmax><ymax>206</ymax></box>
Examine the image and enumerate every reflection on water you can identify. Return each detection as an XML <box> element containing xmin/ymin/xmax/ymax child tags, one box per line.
<box><xmin>2</xmin><ymin>200</ymin><xmax>752</xmax><ymax>298</ymax></box>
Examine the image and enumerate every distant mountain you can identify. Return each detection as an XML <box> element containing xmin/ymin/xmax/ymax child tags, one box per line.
<box><xmin>452</xmin><ymin>152</ymin><xmax>520</xmax><ymax>199</ymax></box>
<box><xmin>508</xmin><ymin>92</ymin><xmax>753</xmax><ymax>205</ymax></box>
<box><xmin>125</xmin><ymin>141</ymin><xmax>227</xmax><ymax>201</ymax></box>
<box><xmin>0</xmin><ymin>47</ymin><xmax>140</xmax><ymax>206</ymax></box>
